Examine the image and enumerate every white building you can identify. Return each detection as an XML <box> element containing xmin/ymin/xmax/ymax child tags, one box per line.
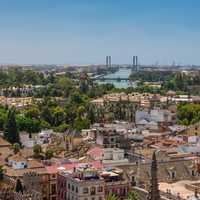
<box><xmin>102</xmin><ymin>148</ymin><xmax>129</xmax><ymax>166</ymax></box>
<box><xmin>8</xmin><ymin>154</ymin><xmax>28</xmax><ymax>169</ymax></box>
<box><xmin>135</xmin><ymin>109</ymin><xmax>172</xmax><ymax>124</ymax></box>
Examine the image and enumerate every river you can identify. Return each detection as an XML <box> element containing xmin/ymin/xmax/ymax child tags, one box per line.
<box><xmin>96</xmin><ymin>68</ymin><xmax>135</xmax><ymax>89</ymax></box>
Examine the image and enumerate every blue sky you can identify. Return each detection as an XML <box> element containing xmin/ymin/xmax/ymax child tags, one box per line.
<box><xmin>0</xmin><ymin>0</ymin><xmax>200</xmax><ymax>65</ymax></box>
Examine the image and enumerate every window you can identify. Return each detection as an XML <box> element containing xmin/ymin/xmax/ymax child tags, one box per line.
<box><xmin>83</xmin><ymin>187</ymin><xmax>88</xmax><ymax>194</ymax></box>
<box><xmin>42</xmin><ymin>185</ymin><xmax>47</xmax><ymax>193</ymax></box>
<box><xmin>65</xmin><ymin>192</ymin><xmax>67</xmax><ymax>200</ymax></box>
<box><xmin>123</xmin><ymin>188</ymin><xmax>126</xmax><ymax>195</ymax></box>
<box><xmin>68</xmin><ymin>183</ymin><xmax>71</xmax><ymax>190</ymax></box>
<box><xmin>192</xmin><ymin>170</ymin><xmax>196</xmax><ymax>176</ymax></box>
<box><xmin>131</xmin><ymin>176</ymin><xmax>136</xmax><ymax>186</ymax></box>
<box><xmin>99</xmin><ymin>197</ymin><xmax>102</xmax><ymax>200</ymax></box>
<box><xmin>98</xmin><ymin>186</ymin><xmax>103</xmax><ymax>192</ymax></box>
<box><xmin>51</xmin><ymin>184</ymin><xmax>56</xmax><ymax>194</ymax></box>
<box><xmin>72</xmin><ymin>185</ymin><xmax>74</xmax><ymax>191</ymax></box>
<box><xmin>52</xmin><ymin>174</ymin><xmax>56</xmax><ymax>179</ymax></box>
<box><xmin>91</xmin><ymin>187</ymin><xmax>96</xmax><ymax>195</ymax></box>
<box><xmin>76</xmin><ymin>187</ymin><xmax>78</xmax><ymax>193</ymax></box>
<box><xmin>171</xmin><ymin>171</ymin><xmax>176</xmax><ymax>179</ymax></box>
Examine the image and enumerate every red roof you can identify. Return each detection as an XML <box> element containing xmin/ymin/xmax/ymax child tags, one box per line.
<box><xmin>45</xmin><ymin>161</ymin><xmax>103</xmax><ymax>174</ymax></box>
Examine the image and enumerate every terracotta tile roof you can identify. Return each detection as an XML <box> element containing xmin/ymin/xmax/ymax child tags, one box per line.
<box><xmin>0</xmin><ymin>137</ymin><xmax>11</xmax><ymax>148</ymax></box>
<box><xmin>27</xmin><ymin>159</ymin><xmax>44</xmax><ymax>169</ymax></box>
<box><xmin>20</xmin><ymin>148</ymin><xmax>33</xmax><ymax>158</ymax></box>
<box><xmin>4</xmin><ymin>166</ymin><xmax>48</xmax><ymax>177</ymax></box>
<box><xmin>0</xmin><ymin>147</ymin><xmax>12</xmax><ymax>165</ymax></box>
<box><xmin>8</xmin><ymin>154</ymin><xmax>26</xmax><ymax>162</ymax></box>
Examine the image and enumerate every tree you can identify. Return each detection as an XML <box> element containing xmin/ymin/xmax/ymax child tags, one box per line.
<box><xmin>125</xmin><ymin>191</ymin><xmax>138</xmax><ymax>200</ymax></box>
<box><xmin>88</xmin><ymin>105</ymin><xmax>96</xmax><ymax>124</ymax></box>
<box><xmin>15</xmin><ymin>179</ymin><xmax>23</xmax><ymax>193</ymax></box>
<box><xmin>40</xmin><ymin>120</ymin><xmax>51</xmax><ymax>130</ymax></box>
<box><xmin>0</xmin><ymin>165</ymin><xmax>3</xmax><ymax>180</ymax></box>
<box><xmin>0</xmin><ymin>107</ymin><xmax>7</xmax><ymax>130</ymax></box>
<box><xmin>74</xmin><ymin>117</ymin><xmax>90</xmax><ymax>131</ymax></box>
<box><xmin>177</xmin><ymin>103</ymin><xmax>200</xmax><ymax>125</ymax></box>
<box><xmin>33</xmin><ymin>144</ymin><xmax>42</xmax><ymax>158</ymax></box>
<box><xmin>51</xmin><ymin>106</ymin><xmax>65</xmax><ymax>126</ymax></box>
<box><xmin>4</xmin><ymin>109</ymin><xmax>20</xmax><ymax>144</ymax></box>
<box><xmin>105</xmin><ymin>194</ymin><xmax>118</xmax><ymax>200</ymax></box>
<box><xmin>12</xmin><ymin>143</ymin><xmax>20</xmax><ymax>154</ymax></box>
<box><xmin>41</xmin><ymin>106</ymin><xmax>52</xmax><ymax>125</ymax></box>
<box><xmin>17</xmin><ymin>116</ymin><xmax>41</xmax><ymax>136</ymax></box>
<box><xmin>24</xmin><ymin>106</ymin><xmax>40</xmax><ymax>119</ymax></box>
<box><xmin>54</xmin><ymin>123</ymin><xmax>70</xmax><ymax>133</ymax></box>
<box><xmin>77</xmin><ymin>106</ymin><xmax>86</xmax><ymax>118</ymax></box>
<box><xmin>45</xmin><ymin>149</ymin><xmax>54</xmax><ymax>160</ymax></box>
<box><xmin>70</xmin><ymin>92</ymin><xmax>84</xmax><ymax>104</ymax></box>
<box><xmin>56</xmin><ymin>76</ymin><xmax>74</xmax><ymax>97</ymax></box>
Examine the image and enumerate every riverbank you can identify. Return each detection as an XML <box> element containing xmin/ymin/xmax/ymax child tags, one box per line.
<box><xmin>95</xmin><ymin>68</ymin><xmax>136</xmax><ymax>89</ymax></box>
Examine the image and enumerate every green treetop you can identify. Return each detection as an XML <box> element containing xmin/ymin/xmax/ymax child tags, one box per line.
<box><xmin>4</xmin><ymin>109</ymin><xmax>20</xmax><ymax>144</ymax></box>
<box><xmin>15</xmin><ymin>179</ymin><xmax>23</xmax><ymax>193</ymax></box>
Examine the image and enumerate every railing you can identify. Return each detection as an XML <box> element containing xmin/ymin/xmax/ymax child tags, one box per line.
<box><xmin>133</xmin><ymin>187</ymin><xmax>186</xmax><ymax>200</ymax></box>
<box><xmin>160</xmin><ymin>191</ymin><xmax>185</xmax><ymax>200</ymax></box>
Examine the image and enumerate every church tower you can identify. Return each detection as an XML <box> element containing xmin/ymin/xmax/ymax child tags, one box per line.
<box><xmin>147</xmin><ymin>151</ymin><xmax>160</xmax><ymax>200</ymax></box>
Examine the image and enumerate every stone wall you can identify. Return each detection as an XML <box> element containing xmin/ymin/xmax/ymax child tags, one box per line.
<box><xmin>23</xmin><ymin>171</ymin><xmax>41</xmax><ymax>193</ymax></box>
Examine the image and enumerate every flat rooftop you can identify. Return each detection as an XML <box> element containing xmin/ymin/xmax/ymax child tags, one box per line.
<box><xmin>159</xmin><ymin>180</ymin><xmax>200</xmax><ymax>199</ymax></box>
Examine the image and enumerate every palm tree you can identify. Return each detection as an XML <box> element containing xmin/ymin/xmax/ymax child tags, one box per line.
<box><xmin>125</xmin><ymin>191</ymin><xmax>138</xmax><ymax>200</ymax></box>
<box><xmin>105</xmin><ymin>194</ymin><xmax>118</xmax><ymax>200</ymax></box>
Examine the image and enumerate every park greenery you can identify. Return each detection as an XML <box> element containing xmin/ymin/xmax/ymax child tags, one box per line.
<box><xmin>0</xmin><ymin>68</ymin><xmax>46</xmax><ymax>87</ymax></box>
<box><xmin>32</xmin><ymin>144</ymin><xmax>54</xmax><ymax>160</ymax></box>
<box><xmin>0</xmin><ymin>68</ymin><xmax>118</xmax><ymax>142</ymax></box>
<box><xmin>4</xmin><ymin>108</ymin><xmax>20</xmax><ymax>144</ymax></box>
<box><xmin>105</xmin><ymin>192</ymin><xmax>138</xmax><ymax>200</ymax></box>
<box><xmin>129</xmin><ymin>70</ymin><xmax>174</xmax><ymax>82</ymax></box>
<box><xmin>2</xmin><ymin>67</ymin><xmax>200</xmax><ymax>144</ymax></box>
<box><xmin>129</xmin><ymin>70</ymin><xmax>200</xmax><ymax>95</ymax></box>
<box><xmin>177</xmin><ymin>103</ymin><xmax>200</xmax><ymax>126</ymax></box>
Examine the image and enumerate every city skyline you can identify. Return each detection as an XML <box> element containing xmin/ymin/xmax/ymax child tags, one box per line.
<box><xmin>0</xmin><ymin>0</ymin><xmax>200</xmax><ymax>65</ymax></box>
